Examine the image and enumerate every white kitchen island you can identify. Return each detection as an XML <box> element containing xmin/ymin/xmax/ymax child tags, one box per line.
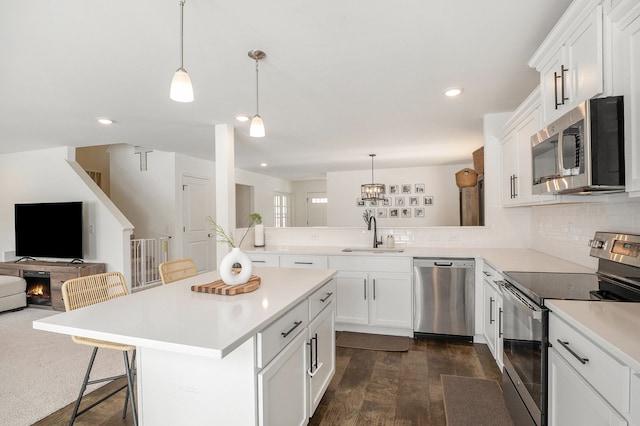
<box><xmin>33</xmin><ymin>266</ymin><xmax>337</xmax><ymax>426</ymax></box>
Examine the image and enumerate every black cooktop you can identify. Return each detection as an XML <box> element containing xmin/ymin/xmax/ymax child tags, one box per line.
<box><xmin>502</xmin><ymin>271</ymin><xmax>600</xmax><ymax>306</ymax></box>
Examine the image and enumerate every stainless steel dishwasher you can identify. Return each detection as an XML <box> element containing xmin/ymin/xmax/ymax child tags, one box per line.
<box><xmin>413</xmin><ymin>258</ymin><xmax>475</xmax><ymax>341</ymax></box>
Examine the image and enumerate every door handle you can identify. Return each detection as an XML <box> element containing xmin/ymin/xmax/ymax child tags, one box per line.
<box><xmin>373</xmin><ymin>278</ymin><xmax>376</xmax><ymax>300</ymax></box>
<box><xmin>364</xmin><ymin>278</ymin><xmax>367</xmax><ymax>300</ymax></box>
<box><xmin>489</xmin><ymin>297</ymin><xmax>495</xmax><ymax>324</ymax></box>
<box><xmin>556</xmin><ymin>339</ymin><xmax>588</xmax><ymax>364</ymax></box>
<box><xmin>320</xmin><ymin>292</ymin><xmax>333</xmax><ymax>303</ymax></box>
<box><xmin>281</xmin><ymin>321</ymin><xmax>302</xmax><ymax>338</ymax></box>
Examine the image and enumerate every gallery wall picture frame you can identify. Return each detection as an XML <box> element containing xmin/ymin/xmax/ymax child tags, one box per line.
<box><xmin>356</xmin><ymin>198</ymin><xmax>365</xmax><ymax>207</ymax></box>
<box><xmin>409</xmin><ymin>196</ymin><xmax>419</xmax><ymax>206</ymax></box>
<box><xmin>401</xmin><ymin>184</ymin><xmax>412</xmax><ymax>194</ymax></box>
<box><xmin>382</xmin><ymin>197</ymin><xmax>391</xmax><ymax>206</ymax></box>
<box><xmin>369</xmin><ymin>199</ymin><xmax>379</xmax><ymax>207</ymax></box>
<box><xmin>377</xmin><ymin>208</ymin><xmax>387</xmax><ymax>218</ymax></box>
<box><xmin>389</xmin><ymin>185</ymin><xmax>399</xmax><ymax>194</ymax></box>
<box><xmin>395</xmin><ymin>197</ymin><xmax>405</xmax><ymax>206</ymax></box>
<box><xmin>423</xmin><ymin>196</ymin><xmax>434</xmax><ymax>206</ymax></box>
<box><xmin>365</xmin><ymin>208</ymin><xmax>375</xmax><ymax>217</ymax></box>
<box><xmin>415</xmin><ymin>183</ymin><xmax>425</xmax><ymax>193</ymax></box>
<box><xmin>390</xmin><ymin>208</ymin><xmax>399</xmax><ymax>218</ymax></box>
<box><xmin>415</xmin><ymin>208</ymin><xmax>425</xmax><ymax>218</ymax></box>
<box><xmin>401</xmin><ymin>208</ymin><xmax>411</xmax><ymax>218</ymax></box>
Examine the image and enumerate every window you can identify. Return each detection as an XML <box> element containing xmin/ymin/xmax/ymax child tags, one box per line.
<box><xmin>274</xmin><ymin>192</ymin><xmax>291</xmax><ymax>227</ymax></box>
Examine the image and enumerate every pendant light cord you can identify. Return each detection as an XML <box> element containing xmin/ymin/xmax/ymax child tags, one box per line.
<box><xmin>255</xmin><ymin>59</ymin><xmax>260</xmax><ymax>115</ymax></box>
<box><xmin>179</xmin><ymin>0</ymin><xmax>185</xmax><ymax>69</ymax></box>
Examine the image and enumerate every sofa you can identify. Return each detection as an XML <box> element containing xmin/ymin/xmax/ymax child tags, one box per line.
<box><xmin>0</xmin><ymin>275</ymin><xmax>27</xmax><ymax>312</ymax></box>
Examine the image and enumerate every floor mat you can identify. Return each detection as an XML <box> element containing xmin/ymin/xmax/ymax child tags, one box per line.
<box><xmin>442</xmin><ymin>374</ymin><xmax>514</xmax><ymax>426</ymax></box>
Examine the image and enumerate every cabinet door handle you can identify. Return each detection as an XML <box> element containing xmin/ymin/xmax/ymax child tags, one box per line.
<box><xmin>560</xmin><ymin>65</ymin><xmax>569</xmax><ymax>105</ymax></box>
<box><xmin>364</xmin><ymin>278</ymin><xmax>367</xmax><ymax>300</ymax></box>
<box><xmin>307</xmin><ymin>338</ymin><xmax>314</xmax><ymax>373</ymax></box>
<box><xmin>513</xmin><ymin>175</ymin><xmax>518</xmax><ymax>198</ymax></box>
<box><xmin>253</xmin><ymin>260</ymin><xmax>266</xmax><ymax>263</ymax></box>
<box><xmin>554</xmin><ymin>70</ymin><xmax>561</xmax><ymax>109</ymax></box>
<box><xmin>294</xmin><ymin>261</ymin><xmax>313</xmax><ymax>265</ymax></box>
<box><xmin>489</xmin><ymin>297</ymin><xmax>495</xmax><ymax>324</ymax></box>
<box><xmin>281</xmin><ymin>320</ymin><xmax>302</xmax><ymax>338</ymax></box>
<box><xmin>498</xmin><ymin>308</ymin><xmax>503</xmax><ymax>337</ymax></box>
<box><xmin>482</xmin><ymin>271</ymin><xmax>491</xmax><ymax>276</ymax></box>
<box><xmin>556</xmin><ymin>339</ymin><xmax>588</xmax><ymax>365</ymax></box>
<box><xmin>320</xmin><ymin>292</ymin><xmax>333</xmax><ymax>303</ymax></box>
<box><xmin>313</xmin><ymin>333</ymin><xmax>318</xmax><ymax>369</ymax></box>
<box><xmin>373</xmin><ymin>279</ymin><xmax>376</xmax><ymax>300</ymax></box>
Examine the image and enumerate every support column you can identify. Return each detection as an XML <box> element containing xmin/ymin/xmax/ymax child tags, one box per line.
<box><xmin>214</xmin><ymin>124</ymin><xmax>236</xmax><ymax>268</ymax></box>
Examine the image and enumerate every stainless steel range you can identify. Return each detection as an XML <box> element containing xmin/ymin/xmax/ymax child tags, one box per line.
<box><xmin>500</xmin><ymin>232</ymin><xmax>640</xmax><ymax>426</ymax></box>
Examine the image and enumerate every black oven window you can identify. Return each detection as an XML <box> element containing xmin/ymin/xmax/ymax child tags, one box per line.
<box><xmin>561</xmin><ymin>120</ymin><xmax>584</xmax><ymax>175</ymax></box>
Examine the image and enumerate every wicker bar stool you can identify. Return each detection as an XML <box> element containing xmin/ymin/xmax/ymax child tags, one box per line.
<box><xmin>158</xmin><ymin>258</ymin><xmax>198</xmax><ymax>284</ymax></box>
<box><xmin>61</xmin><ymin>272</ymin><xmax>138</xmax><ymax>426</ymax></box>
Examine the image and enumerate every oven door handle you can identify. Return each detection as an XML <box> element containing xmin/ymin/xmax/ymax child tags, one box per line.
<box><xmin>501</xmin><ymin>283</ymin><xmax>544</xmax><ymax>316</ymax></box>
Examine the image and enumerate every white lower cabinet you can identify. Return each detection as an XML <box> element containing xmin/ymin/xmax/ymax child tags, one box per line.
<box><xmin>548</xmin><ymin>348</ymin><xmax>627</xmax><ymax>426</ymax></box>
<box><xmin>334</xmin><ymin>270</ymin><xmax>412</xmax><ymax>330</ymax></box>
<box><xmin>258</xmin><ymin>330</ymin><xmax>309</xmax><ymax>426</ymax></box>
<box><xmin>308</xmin><ymin>300</ymin><xmax>335</xmax><ymax>415</ymax></box>
<box><xmin>548</xmin><ymin>311</ymin><xmax>631</xmax><ymax>426</ymax></box>
<box><xmin>482</xmin><ymin>266</ymin><xmax>504</xmax><ymax>369</ymax></box>
<box><xmin>258</xmin><ymin>278</ymin><xmax>336</xmax><ymax>425</ymax></box>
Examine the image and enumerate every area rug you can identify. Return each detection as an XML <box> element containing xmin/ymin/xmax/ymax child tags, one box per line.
<box><xmin>0</xmin><ymin>308</ymin><xmax>122</xmax><ymax>426</ymax></box>
<box><xmin>335</xmin><ymin>331</ymin><xmax>409</xmax><ymax>351</ymax></box>
<box><xmin>442</xmin><ymin>375</ymin><xmax>513</xmax><ymax>426</ymax></box>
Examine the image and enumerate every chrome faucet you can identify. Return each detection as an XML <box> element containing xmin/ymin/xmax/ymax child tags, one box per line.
<box><xmin>367</xmin><ymin>215</ymin><xmax>382</xmax><ymax>248</ymax></box>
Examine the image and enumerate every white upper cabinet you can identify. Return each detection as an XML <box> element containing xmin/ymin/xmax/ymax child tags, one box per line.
<box><xmin>499</xmin><ymin>89</ymin><xmax>556</xmax><ymax>206</ymax></box>
<box><xmin>529</xmin><ymin>2</ymin><xmax>606</xmax><ymax>125</ymax></box>
<box><xmin>610</xmin><ymin>0</ymin><xmax>640</xmax><ymax>196</ymax></box>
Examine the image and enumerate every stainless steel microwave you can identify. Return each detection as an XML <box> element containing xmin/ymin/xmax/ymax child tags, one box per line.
<box><xmin>531</xmin><ymin>96</ymin><xmax>625</xmax><ymax>195</ymax></box>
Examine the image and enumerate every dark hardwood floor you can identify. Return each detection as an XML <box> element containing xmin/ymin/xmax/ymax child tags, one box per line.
<box><xmin>33</xmin><ymin>336</ymin><xmax>502</xmax><ymax>426</ymax></box>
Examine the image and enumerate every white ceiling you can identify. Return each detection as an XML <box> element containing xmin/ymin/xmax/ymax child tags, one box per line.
<box><xmin>1</xmin><ymin>0</ymin><xmax>572</xmax><ymax>180</ymax></box>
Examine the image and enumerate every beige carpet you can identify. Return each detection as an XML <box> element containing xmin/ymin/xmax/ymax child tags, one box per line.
<box><xmin>335</xmin><ymin>331</ymin><xmax>410</xmax><ymax>351</ymax></box>
<box><xmin>0</xmin><ymin>308</ymin><xmax>123</xmax><ymax>426</ymax></box>
<box><xmin>442</xmin><ymin>375</ymin><xmax>514</xmax><ymax>426</ymax></box>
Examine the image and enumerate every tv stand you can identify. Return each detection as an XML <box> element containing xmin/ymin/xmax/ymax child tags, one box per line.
<box><xmin>0</xmin><ymin>261</ymin><xmax>106</xmax><ymax>311</ymax></box>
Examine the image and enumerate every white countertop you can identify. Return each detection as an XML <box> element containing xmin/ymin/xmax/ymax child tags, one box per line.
<box><xmin>33</xmin><ymin>267</ymin><xmax>336</xmax><ymax>359</ymax></box>
<box><xmin>546</xmin><ymin>300</ymin><xmax>640</xmax><ymax>373</ymax></box>
<box><xmin>247</xmin><ymin>245</ymin><xmax>595</xmax><ymax>274</ymax></box>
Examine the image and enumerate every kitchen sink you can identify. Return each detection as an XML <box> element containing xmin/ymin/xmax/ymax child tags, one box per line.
<box><xmin>341</xmin><ymin>248</ymin><xmax>404</xmax><ymax>253</ymax></box>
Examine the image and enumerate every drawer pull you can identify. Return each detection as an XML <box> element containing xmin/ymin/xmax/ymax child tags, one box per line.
<box><xmin>557</xmin><ymin>339</ymin><xmax>589</xmax><ymax>365</ymax></box>
<box><xmin>294</xmin><ymin>261</ymin><xmax>313</xmax><ymax>265</ymax></box>
<box><xmin>253</xmin><ymin>260</ymin><xmax>266</xmax><ymax>263</ymax></box>
<box><xmin>320</xmin><ymin>292</ymin><xmax>333</xmax><ymax>303</ymax></box>
<box><xmin>281</xmin><ymin>321</ymin><xmax>303</xmax><ymax>338</ymax></box>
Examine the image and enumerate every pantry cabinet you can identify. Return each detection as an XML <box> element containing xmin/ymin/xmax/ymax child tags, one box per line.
<box><xmin>530</xmin><ymin>3</ymin><xmax>605</xmax><ymax>124</ymax></box>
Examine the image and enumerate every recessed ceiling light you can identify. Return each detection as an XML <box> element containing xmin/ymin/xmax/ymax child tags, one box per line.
<box><xmin>96</xmin><ymin>118</ymin><xmax>114</xmax><ymax>125</ymax></box>
<box><xmin>235</xmin><ymin>114</ymin><xmax>250</xmax><ymax>122</ymax></box>
<box><xmin>260</xmin><ymin>162</ymin><xmax>268</xmax><ymax>167</ymax></box>
<box><xmin>444</xmin><ymin>88</ymin><xmax>463</xmax><ymax>97</ymax></box>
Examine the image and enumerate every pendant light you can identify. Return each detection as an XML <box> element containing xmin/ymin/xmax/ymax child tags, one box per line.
<box><xmin>170</xmin><ymin>0</ymin><xmax>194</xmax><ymax>103</ymax></box>
<box><xmin>361</xmin><ymin>154</ymin><xmax>386</xmax><ymax>201</ymax></box>
<box><xmin>248</xmin><ymin>50</ymin><xmax>266</xmax><ymax>137</ymax></box>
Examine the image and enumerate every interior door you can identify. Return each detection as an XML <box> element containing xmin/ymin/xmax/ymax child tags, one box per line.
<box><xmin>306</xmin><ymin>192</ymin><xmax>327</xmax><ymax>227</ymax></box>
<box><xmin>182</xmin><ymin>175</ymin><xmax>214</xmax><ymax>272</ymax></box>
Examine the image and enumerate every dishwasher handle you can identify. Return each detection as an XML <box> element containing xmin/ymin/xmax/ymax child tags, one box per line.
<box><xmin>413</xmin><ymin>258</ymin><xmax>475</xmax><ymax>268</ymax></box>
<box><xmin>434</xmin><ymin>261</ymin><xmax>453</xmax><ymax>267</ymax></box>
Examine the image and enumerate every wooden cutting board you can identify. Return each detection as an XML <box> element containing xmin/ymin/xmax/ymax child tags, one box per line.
<box><xmin>191</xmin><ymin>275</ymin><xmax>261</xmax><ymax>296</ymax></box>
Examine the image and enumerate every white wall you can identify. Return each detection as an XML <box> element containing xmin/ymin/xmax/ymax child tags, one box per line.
<box><xmin>235</xmin><ymin>169</ymin><xmax>294</xmax><ymax>227</ymax></box>
<box><xmin>109</xmin><ymin>144</ymin><xmax>175</xmax><ymax>240</ymax></box>
<box><xmin>0</xmin><ymin>147</ymin><xmax>133</xmax><ymax>273</ymax></box>
<box><xmin>292</xmin><ymin>179</ymin><xmax>327</xmax><ymax>227</ymax></box>
<box><xmin>327</xmin><ymin>164</ymin><xmax>472</xmax><ymax>227</ymax></box>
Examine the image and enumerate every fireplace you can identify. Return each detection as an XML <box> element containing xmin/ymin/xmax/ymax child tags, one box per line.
<box><xmin>24</xmin><ymin>271</ymin><xmax>51</xmax><ymax>306</ymax></box>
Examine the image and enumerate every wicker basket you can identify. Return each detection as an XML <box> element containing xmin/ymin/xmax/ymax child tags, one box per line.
<box><xmin>455</xmin><ymin>168</ymin><xmax>478</xmax><ymax>188</ymax></box>
<box><xmin>473</xmin><ymin>147</ymin><xmax>484</xmax><ymax>175</ymax></box>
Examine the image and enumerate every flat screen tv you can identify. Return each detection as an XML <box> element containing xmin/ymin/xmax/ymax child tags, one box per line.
<box><xmin>15</xmin><ymin>202</ymin><xmax>83</xmax><ymax>260</ymax></box>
